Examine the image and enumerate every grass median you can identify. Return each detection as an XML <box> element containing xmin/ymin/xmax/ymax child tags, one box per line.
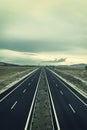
<box><xmin>31</xmin><ymin>68</ymin><xmax>53</xmax><ymax>130</ymax></box>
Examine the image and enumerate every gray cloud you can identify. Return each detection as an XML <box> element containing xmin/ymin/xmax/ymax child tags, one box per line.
<box><xmin>1</xmin><ymin>39</ymin><xmax>86</xmax><ymax>55</ymax></box>
<box><xmin>42</xmin><ymin>58</ymin><xmax>66</xmax><ymax>63</ymax></box>
<box><xmin>0</xmin><ymin>49</ymin><xmax>38</xmax><ymax>65</ymax></box>
<box><xmin>0</xmin><ymin>39</ymin><xmax>67</xmax><ymax>52</ymax></box>
<box><xmin>0</xmin><ymin>0</ymin><xmax>87</xmax><ymax>65</ymax></box>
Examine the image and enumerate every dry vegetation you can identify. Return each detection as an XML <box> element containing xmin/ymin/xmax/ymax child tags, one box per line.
<box><xmin>54</xmin><ymin>66</ymin><xmax>87</xmax><ymax>94</ymax></box>
<box><xmin>0</xmin><ymin>65</ymin><xmax>36</xmax><ymax>92</ymax></box>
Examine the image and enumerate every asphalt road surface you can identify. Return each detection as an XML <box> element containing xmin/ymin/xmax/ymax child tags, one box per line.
<box><xmin>0</xmin><ymin>68</ymin><xmax>41</xmax><ymax>130</ymax></box>
<box><xmin>46</xmin><ymin>68</ymin><xmax>87</xmax><ymax>130</ymax></box>
<box><xmin>0</xmin><ymin>67</ymin><xmax>87</xmax><ymax>130</ymax></box>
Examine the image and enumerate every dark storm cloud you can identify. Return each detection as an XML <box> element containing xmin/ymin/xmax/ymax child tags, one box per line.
<box><xmin>0</xmin><ymin>39</ymin><xmax>74</xmax><ymax>53</ymax></box>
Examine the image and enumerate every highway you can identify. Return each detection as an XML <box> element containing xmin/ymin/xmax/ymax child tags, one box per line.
<box><xmin>0</xmin><ymin>67</ymin><xmax>87</xmax><ymax>130</ymax></box>
<box><xmin>0</xmin><ymin>68</ymin><xmax>41</xmax><ymax>130</ymax></box>
<box><xmin>46</xmin><ymin>68</ymin><xmax>87</xmax><ymax>130</ymax></box>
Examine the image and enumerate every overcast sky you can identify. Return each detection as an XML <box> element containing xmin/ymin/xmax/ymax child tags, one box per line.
<box><xmin>0</xmin><ymin>0</ymin><xmax>87</xmax><ymax>65</ymax></box>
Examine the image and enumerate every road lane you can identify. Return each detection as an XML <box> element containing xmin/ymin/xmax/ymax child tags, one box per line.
<box><xmin>49</xmin><ymin>69</ymin><xmax>87</xmax><ymax>104</ymax></box>
<box><xmin>60</xmin><ymin>91</ymin><xmax>63</xmax><ymax>95</ymax></box>
<box><xmin>69</xmin><ymin>104</ymin><xmax>76</xmax><ymax>113</ymax></box>
<box><xmin>0</xmin><ymin>68</ymin><xmax>41</xmax><ymax>130</ymax></box>
<box><xmin>0</xmin><ymin>69</ymin><xmax>38</xmax><ymax>102</ymax></box>
<box><xmin>46</xmin><ymin>68</ymin><xmax>87</xmax><ymax>130</ymax></box>
<box><xmin>23</xmin><ymin>89</ymin><xmax>27</xmax><ymax>93</ymax></box>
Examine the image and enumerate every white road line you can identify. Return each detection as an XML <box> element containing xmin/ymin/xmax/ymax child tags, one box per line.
<box><xmin>57</xmin><ymin>78</ymin><xmax>87</xmax><ymax>107</ymax></box>
<box><xmin>56</xmin><ymin>84</ymin><xmax>58</xmax><ymax>87</ymax></box>
<box><xmin>0</xmin><ymin>77</ymin><xmax>29</xmax><ymax>103</ymax></box>
<box><xmin>0</xmin><ymin>69</ymin><xmax>38</xmax><ymax>103</ymax></box>
<box><xmin>11</xmin><ymin>101</ymin><xmax>17</xmax><ymax>110</ymax></box>
<box><xmin>44</xmin><ymin>72</ymin><xmax>55</xmax><ymax>130</ymax></box>
<box><xmin>60</xmin><ymin>90</ymin><xmax>63</xmax><ymax>95</ymax></box>
<box><xmin>49</xmin><ymin>69</ymin><xmax>87</xmax><ymax>107</ymax></box>
<box><xmin>28</xmin><ymin>83</ymin><xmax>31</xmax><ymax>86</ymax></box>
<box><xmin>69</xmin><ymin>104</ymin><xmax>76</xmax><ymax>113</ymax></box>
<box><xmin>23</xmin><ymin>89</ymin><xmax>26</xmax><ymax>93</ymax></box>
<box><xmin>45</xmin><ymin>74</ymin><xmax>61</xmax><ymax>130</ymax></box>
<box><xmin>24</xmin><ymin>72</ymin><xmax>41</xmax><ymax>130</ymax></box>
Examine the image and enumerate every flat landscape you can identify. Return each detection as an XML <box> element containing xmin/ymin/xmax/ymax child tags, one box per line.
<box><xmin>54</xmin><ymin>65</ymin><xmax>87</xmax><ymax>95</ymax></box>
<box><xmin>0</xmin><ymin>64</ymin><xmax>37</xmax><ymax>93</ymax></box>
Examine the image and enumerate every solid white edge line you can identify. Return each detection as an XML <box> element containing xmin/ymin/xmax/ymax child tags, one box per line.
<box><xmin>69</xmin><ymin>104</ymin><xmax>76</xmax><ymax>113</ymax></box>
<box><xmin>45</xmin><ymin>73</ymin><xmax>61</xmax><ymax>130</ymax></box>
<box><xmin>48</xmin><ymin>68</ymin><xmax>87</xmax><ymax>107</ymax></box>
<box><xmin>11</xmin><ymin>101</ymin><xmax>17</xmax><ymax>110</ymax></box>
<box><xmin>57</xmin><ymin>77</ymin><xmax>87</xmax><ymax>107</ymax></box>
<box><xmin>44</xmin><ymin>72</ymin><xmax>55</xmax><ymax>130</ymax></box>
<box><xmin>0</xmin><ymin>68</ymin><xmax>39</xmax><ymax>103</ymax></box>
<box><xmin>24</xmin><ymin>71</ymin><xmax>41</xmax><ymax>130</ymax></box>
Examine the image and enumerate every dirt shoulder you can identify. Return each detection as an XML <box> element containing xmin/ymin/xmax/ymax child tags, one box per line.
<box><xmin>0</xmin><ymin>66</ymin><xmax>37</xmax><ymax>93</ymax></box>
<box><xmin>54</xmin><ymin>67</ymin><xmax>87</xmax><ymax>95</ymax></box>
<box><xmin>31</xmin><ymin>68</ymin><xmax>53</xmax><ymax>130</ymax></box>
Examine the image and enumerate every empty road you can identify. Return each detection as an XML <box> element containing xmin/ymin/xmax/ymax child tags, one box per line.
<box><xmin>46</xmin><ymin>68</ymin><xmax>87</xmax><ymax>130</ymax></box>
<box><xmin>0</xmin><ymin>67</ymin><xmax>87</xmax><ymax>130</ymax></box>
<box><xmin>0</xmin><ymin>68</ymin><xmax>41</xmax><ymax>130</ymax></box>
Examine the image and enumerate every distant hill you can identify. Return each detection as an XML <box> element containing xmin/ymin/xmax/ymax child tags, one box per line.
<box><xmin>0</xmin><ymin>62</ymin><xmax>19</xmax><ymax>66</ymax></box>
<box><xmin>0</xmin><ymin>62</ymin><xmax>37</xmax><ymax>67</ymax></box>
<box><xmin>55</xmin><ymin>63</ymin><xmax>87</xmax><ymax>70</ymax></box>
<box><xmin>71</xmin><ymin>63</ymin><xmax>87</xmax><ymax>68</ymax></box>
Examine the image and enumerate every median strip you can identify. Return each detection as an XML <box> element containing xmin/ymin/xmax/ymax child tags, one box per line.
<box><xmin>30</xmin><ymin>68</ymin><xmax>53</xmax><ymax>130</ymax></box>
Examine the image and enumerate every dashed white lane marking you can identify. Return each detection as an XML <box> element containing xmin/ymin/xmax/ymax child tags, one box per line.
<box><xmin>60</xmin><ymin>90</ymin><xmax>63</xmax><ymax>95</ymax></box>
<box><xmin>23</xmin><ymin>89</ymin><xmax>26</xmax><ymax>93</ymax></box>
<box><xmin>11</xmin><ymin>101</ymin><xmax>17</xmax><ymax>110</ymax></box>
<box><xmin>49</xmin><ymin>69</ymin><xmax>87</xmax><ymax>107</ymax></box>
<box><xmin>0</xmin><ymin>68</ymin><xmax>39</xmax><ymax>103</ymax></box>
<box><xmin>28</xmin><ymin>83</ymin><xmax>31</xmax><ymax>86</ymax></box>
<box><xmin>69</xmin><ymin>104</ymin><xmax>76</xmax><ymax>113</ymax></box>
<box><xmin>0</xmin><ymin>77</ymin><xmax>30</xmax><ymax>103</ymax></box>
